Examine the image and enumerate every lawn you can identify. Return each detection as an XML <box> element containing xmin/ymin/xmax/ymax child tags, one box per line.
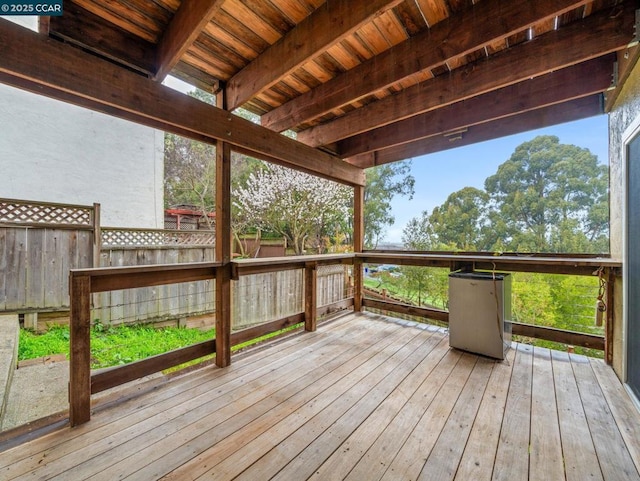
<box><xmin>19</xmin><ymin>321</ymin><xmax>303</xmax><ymax>370</ymax></box>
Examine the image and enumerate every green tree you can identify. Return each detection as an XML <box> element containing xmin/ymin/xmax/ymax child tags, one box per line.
<box><xmin>164</xmin><ymin>89</ymin><xmax>219</xmax><ymax>226</ymax></box>
<box><xmin>399</xmin><ymin>210</ymin><xmax>448</xmax><ymax>308</ymax></box>
<box><xmin>511</xmin><ymin>273</ymin><xmax>556</xmax><ymax>327</ymax></box>
<box><xmin>484</xmin><ymin>135</ymin><xmax>608</xmax><ymax>253</ymax></box>
<box><xmin>164</xmin><ymin>132</ymin><xmax>217</xmax><ymax>227</ymax></box>
<box><xmin>429</xmin><ymin>187</ymin><xmax>490</xmax><ymax>251</ymax></box>
<box><xmin>364</xmin><ymin>161</ymin><xmax>415</xmax><ymax>248</ymax></box>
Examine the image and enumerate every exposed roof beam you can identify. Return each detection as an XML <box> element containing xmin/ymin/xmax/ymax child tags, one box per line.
<box><xmin>226</xmin><ymin>0</ymin><xmax>404</xmax><ymax>110</ymax></box>
<box><xmin>605</xmin><ymin>44</ymin><xmax>640</xmax><ymax>111</ymax></box>
<box><xmin>0</xmin><ymin>19</ymin><xmax>363</xmax><ymax>186</ymax></box>
<box><xmin>48</xmin><ymin>0</ymin><xmax>155</xmax><ymax>75</ymax></box>
<box><xmin>297</xmin><ymin>0</ymin><xmax>634</xmax><ymax>148</ymax></box>
<box><xmin>262</xmin><ymin>0</ymin><xmax>592</xmax><ymax>132</ymax></box>
<box><xmin>338</xmin><ymin>56</ymin><xmax>613</xmax><ymax>157</ymax></box>
<box><xmin>347</xmin><ymin>96</ymin><xmax>604</xmax><ymax>168</ymax></box>
<box><xmin>154</xmin><ymin>0</ymin><xmax>225</xmax><ymax>81</ymax></box>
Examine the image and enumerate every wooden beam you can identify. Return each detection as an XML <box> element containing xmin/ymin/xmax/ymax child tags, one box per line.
<box><xmin>87</xmin><ymin>264</ymin><xmax>219</xmax><ymax>293</ymax></box>
<box><xmin>215</xmin><ymin>142</ymin><xmax>232</xmax><ymax>262</ymax></box>
<box><xmin>347</xmin><ymin>96</ymin><xmax>603</xmax><ymax>168</ymax></box>
<box><xmin>69</xmin><ymin>273</ymin><xmax>91</xmax><ymax>426</ymax></box>
<box><xmin>154</xmin><ymin>0</ymin><xmax>225</xmax><ymax>81</ymax></box>
<box><xmin>353</xmin><ymin>185</ymin><xmax>364</xmax><ymax>311</ymax></box>
<box><xmin>362</xmin><ymin>298</ymin><xmax>449</xmax><ymax>323</ymax></box>
<box><xmin>358</xmin><ymin>251</ymin><xmax>620</xmax><ymax>276</ymax></box>
<box><xmin>48</xmin><ymin>0</ymin><xmax>155</xmax><ymax>75</ymax></box>
<box><xmin>338</xmin><ymin>56</ymin><xmax>613</xmax><ymax>157</ymax></box>
<box><xmin>230</xmin><ymin>314</ymin><xmax>305</xmax><ymax>346</ymax></box>
<box><xmin>261</xmin><ymin>0</ymin><xmax>592</xmax><ymax>132</ymax></box>
<box><xmin>91</xmin><ymin>339</ymin><xmax>216</xmax><ymax>394</ymax></box>
<box><xmin>0</xmin><ymin>19</ymin><xmax>363</xmax><ymax>186</ymax></box>
<box><xmin>305</xmin><ymin>262</ymin><xmax>318</xmax><ymax>331</ymax></box>
<box><xmin>215</xmin><ymin>94</ymin><xmax>232</xmax><ymax>368</ymax></box>
<box><xmin>605</xmin><ymin>44</ymin><xmax>640</xmax><ymax>111</ymax></box>
<box><xmin>297</xmin><ymin>1</ymin><xmax>635</xmax><ymax>147</ymax></box>
<box><xmin>361</xmin><ymin>300</ymin><xmax>604</xmax><ymax>349</ymax></box>
<box><xmin>226</xmin><ymin>0</ymin><xmax>404</xmax><ymax>110</ymax></box>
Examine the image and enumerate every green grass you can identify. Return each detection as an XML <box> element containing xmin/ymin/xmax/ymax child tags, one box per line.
<box><xmin>19</xmin><ymin>321</ymin><xmax>304</xmax><ymax>371</ymax></box>
<box><xmin>19</xmin><ymin>323</ymin><xmax>215</xmax><ymax>369</ymax></box>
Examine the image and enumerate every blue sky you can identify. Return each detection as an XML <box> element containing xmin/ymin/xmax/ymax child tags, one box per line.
<box><xmin>382</xmin><ymin>115</ymin><xmax>609</xmax><ymax>244</ymax></box>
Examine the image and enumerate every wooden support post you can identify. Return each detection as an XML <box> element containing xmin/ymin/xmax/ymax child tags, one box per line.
<box><xmin>69</xmin><ymin>273</ymin><xmax>91</xmax><ymax>426</ymax></box>
<box><xmin>353</xmin><ymin>185</ymin><xmax>364</xmax><ymax>311</ymax></box>
<box><xmin>605</xmin><ymin>268</ymin><xmax>615</xmax><ymax>366</ymax></box>
<box><xmin>215</xmin><ymin>86</ymin><xmax>232</xmax><ymax>368</ymax></box>
<box><xmin>305</xmin><ymin>262</ymin><xmax>318</xmax><ymax>331</ymax></box>
<box><xmin>23</xmin><ymin>312</ymin><xmax>38</xmax><ymax>331</ymax></box>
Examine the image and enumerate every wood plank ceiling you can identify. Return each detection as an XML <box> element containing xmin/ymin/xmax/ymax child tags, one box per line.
<box><xmin>42</xmin><ymin>0</ymin><xmax>639</xmax><ymax>168</ymax></box>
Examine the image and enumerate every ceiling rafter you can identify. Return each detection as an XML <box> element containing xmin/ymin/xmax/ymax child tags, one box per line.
<box><xmin>225</xmin><ymin>0</ymin><xmax>405</xmax><ymax>110</ymax></box>
<box><xmin>0</xmin><ymin>19</ymin><xmax>363</xmax><ymax>187</ymax></box>
<box><xmin>154</xmin><ymin>0</ymin><xmax>226</xmax><ymax>81</ymax></box>
<box><xmin>346</xmin><ymin>96</ymin><xmax>604</xmax><ymax>168</ymax></box>
<box><xmin>261</xmin><ymin>0</ymin><xmax>593</xmax><ymax>133</ymax></box>
<box><xmin>338</xmin><ymin>56</ymin><xmax>614</xmax><ymax>157</ymax></box>
<box><xmin>48</xmin><ymin>0</ymin><xmax>155</xmax><ymax>75</ymax></box>
<box><xmin>296</xmin><ymin>0</ymin><xmax>635</xmax><ymax>148</ymax></box>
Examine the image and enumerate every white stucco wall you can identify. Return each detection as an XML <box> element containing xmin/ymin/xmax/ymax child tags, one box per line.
<box><xmin>607</xmin><ymin>56</ymin><xmax>640</xmax><ymax>379</ymax></box>
<box><xmin>609</xmin><ymin>60</ymin><xmax>640</xmax><ymax>261</ymax></box>
<box><xmin>0</xmin><ymin>83</ymin><xmax>164</xmax><ymax>228</ymax></box>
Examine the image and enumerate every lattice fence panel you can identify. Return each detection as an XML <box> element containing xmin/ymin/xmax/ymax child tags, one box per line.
<box><xmin>0</xmin><ymin>198</ymin><xmax>93</xmax><ymax>227</ymax></box>
<box><xmin>102</xmin><ymin>228</ymin><xmax>215</xmax><ymax>248</ymax></box>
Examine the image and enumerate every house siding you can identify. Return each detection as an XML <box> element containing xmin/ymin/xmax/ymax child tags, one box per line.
<box><xmin>608</xmin><ymin>56</ymin><xmax>640</xmax><ymax>379</ymax></box>
<box><xmin>0</xmin><ymin>83</ymin><xmax>164</xmax><ymax>228</ymax></box>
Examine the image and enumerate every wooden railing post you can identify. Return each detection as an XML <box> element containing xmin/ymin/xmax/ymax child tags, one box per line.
<box><xmin>69</xmin><ymin>272</ymin><xmax>92</xmax><ymax>426</ymax></box>
<box><xmin>353</xmin><ymin>185</ymin><xmax>364</xmax><ymax>311</ymax></box>
<box><xmin>605</xmin><ymin>267</ymin><xmax>615</xmax><ymax>365</ymax></box>
<box><xmin>215</xmin><ymin>86</ymin><xmax>232</xmax><ymax>368</ymax></box>
<box><xmin>305</xmin><ymin>262</ymin><xmax>317</xmax><ymax>331</ymax></box>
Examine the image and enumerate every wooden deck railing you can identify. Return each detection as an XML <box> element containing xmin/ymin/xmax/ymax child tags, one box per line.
<box><xmin>69</xmin><ymin>251</ymin><xmax>620</xmax><ymax>426</ymax></box>
<box><xmin>358</xmin><ymin>252</ymin><xmax>621</xmax><ymax>356</ymax></box>
<box><xmin>68</xmin><ymin>254</ymin><xmax>354</xmax><ymax>426</ymax></box>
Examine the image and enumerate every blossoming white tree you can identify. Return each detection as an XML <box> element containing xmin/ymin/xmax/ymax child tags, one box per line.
<box><xmin>234</xmin><ymin>164</ymin><xmax>352</xmax><ymax>255</ymax></box>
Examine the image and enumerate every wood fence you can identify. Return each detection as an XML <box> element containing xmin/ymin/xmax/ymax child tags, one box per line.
<box><xmin>0</xmin><ymin>198</ymin><xmax>96</xmax><ymax>314</ymax></box>
<box><xmin>96</xmin><ymin>228</ymin><xmax>217</xmax><ymax>328</ymax></box>
<box><xmin>232</xmin><ymin>263</ymin><xmax>350</xmax><ymax>330</ymax></box>
<box><xmin>0</xmin><ymin>198</ymin><xmax>352</xmax><ymax>331</ymax></box>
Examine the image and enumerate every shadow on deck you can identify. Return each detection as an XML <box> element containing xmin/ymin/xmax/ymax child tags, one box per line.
<box><xmin>1</xmin><ymin>311</ymin><xmax>639</xmax><ymax>480</ymax></box>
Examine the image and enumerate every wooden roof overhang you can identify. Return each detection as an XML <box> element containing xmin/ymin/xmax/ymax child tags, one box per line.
<box><xmin>0</xmin><ymin>0</ymin><xmax>638</xmax><ymax>181</ymax></box>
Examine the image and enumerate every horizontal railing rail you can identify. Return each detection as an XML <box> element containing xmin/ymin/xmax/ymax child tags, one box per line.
<box><xmin>69</xmin><ymin>254</ymin><xmax>355</xmax><ymax>426</ymax></box>
<box><xmin>357</xmin><ymin>252</ymin><xmax>620</xmax><ymax>356</ymax></box>
<box><xmin>359</xmin><ymin>252</ymin><xmax>621</xmax><ymax>276</ymax></box>
<box><xmin>68</xmin><ymin>251</ymin><xmax>619</xmax><ymax>426</ymax></box>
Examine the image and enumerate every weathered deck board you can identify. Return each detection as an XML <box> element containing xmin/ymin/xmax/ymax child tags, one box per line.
<box><xmin>552</xmin><ymin>349</ymin><xmax>604</xmax><ymax>481</ymax></box>
<box><xmin>1</xmin><ymin>312</ymin><xmax>640</xmax><ymax>481</ymax></box>
<box><xmin>571</xmin><ymin>353</ymin><xmax>640</xmax><ymax>481</ymax></box>
<box><xmin>529</xmin><ymin>347</ymin><xmax>564</xmax><ymax>481</ymax></box>
<box><xmin>492</xmin><ymin>343</ymin><xmax>534</xmax><ymax>481</ymax></box>
<box><xmin>590</xmin><ymin>357</ymin><xmax>640</xmax><ymax>475</ymax></box>
<box><xmin>453</xmin><ymin>346</ymin><xmax>516</xmax><ymax>481</ymax></box>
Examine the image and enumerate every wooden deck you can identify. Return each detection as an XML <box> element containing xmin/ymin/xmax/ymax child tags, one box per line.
<box><xmin>1</xmin><ymin>312</ymin><xmax>640</xmax><ymax>480</ymax></box>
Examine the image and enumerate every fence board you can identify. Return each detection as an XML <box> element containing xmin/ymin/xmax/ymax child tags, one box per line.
<box><xmin>94</xmin><ymin>247</ymin><xmax>216</xmax><ymax>326</ymax></box>
<box><xmin>0</xmin><ymin>227</ymin><xmax>91</xmax><ymax>310</ymax></box>
<box><xmin>0</xmin><ymin>228</ymin><xmax>6</xmax><ymax>310</ymax></box>
<box><xmin>27</xmin><ymin>229</ymin><xmax>45</xmax><ymax>308</ymax></box>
